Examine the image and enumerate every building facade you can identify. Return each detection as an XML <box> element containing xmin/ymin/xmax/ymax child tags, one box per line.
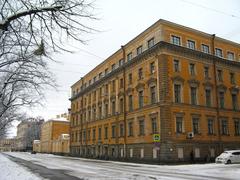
<box><xmin>40</xmin><ymin>119</ymin><xmax>70</xmax><ymax>153</ymax></box>
<box><xmin>52</xmin><ymin>134</ymin><xmax>70</xmax><ymax>155</ymax></box>
<box><xmin>70</xmin><ymin>19</ymin><xmax>240</xmax><ymax>163</ymax></box>
<box><xmin>16</xmin><ymin>119</ymin><xmax>43</xmax><ymax>151</ymax></box>
<box><xmin>0</xmin><ymin>138</ymin><xmax>17</xmax><ymax>152</ymax></box>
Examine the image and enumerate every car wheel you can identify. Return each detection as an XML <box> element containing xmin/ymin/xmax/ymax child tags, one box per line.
<box><xmin>225</xmin><ymin>160</ymin><xmax>231</xmax><ymax>164</ymax></box>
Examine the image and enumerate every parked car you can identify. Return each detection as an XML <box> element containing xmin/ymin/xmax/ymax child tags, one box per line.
<box><xmin>215</xmin><ymin>150</ymin><xmax>240</xmax><ymax>164</ymax></box>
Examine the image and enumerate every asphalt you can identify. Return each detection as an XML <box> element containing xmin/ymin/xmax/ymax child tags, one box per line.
<box><xmin>3</xmin><ymin>154</ymin><xmax>82</xmax><ymax>180</ymax></box>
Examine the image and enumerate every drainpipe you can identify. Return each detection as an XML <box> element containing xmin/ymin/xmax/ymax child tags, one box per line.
<box><xmin>211</xmin><ymin>34</ymin><xmax>222</xmax><ymax>153</ymax></box>
<box><xmin>121</xmin><ymin>45</ymin><xmax>127</xmax><ymax>159</ymax></box>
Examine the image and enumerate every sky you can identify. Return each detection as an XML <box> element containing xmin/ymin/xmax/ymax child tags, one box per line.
<box><xmin>9</xmin><ymin>0</ymin><xmax>240</xmax><ymax>137</ymax></box>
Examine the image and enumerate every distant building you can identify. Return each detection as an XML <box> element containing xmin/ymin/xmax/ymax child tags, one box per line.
<box><xmin>40</xmin><ymin>119</ymin><xmax>69</xmax><ymax>153</ymax></box>
<box><xmin>0</xmin><ymin>138</ymin><xmax>17</xmax><ymax>152</ymax></box>
<box><xmin>70</xmin><ymin>19</ymin><xmax>240</xmax><ymax>163</ymax></box>
<box><xmin>52</xmin><ymin>134</ymin><xmax>70</xmax><ymax>155</ymax></box>
<box><xmin>33</xmin><ymin>140</ymin><xmax>41</xmax><ymax>153</ymax></box>
<box><xmin>16</xmin><ymin>118</ymin><xmax>44</xmax><ymax>151</ymax></box>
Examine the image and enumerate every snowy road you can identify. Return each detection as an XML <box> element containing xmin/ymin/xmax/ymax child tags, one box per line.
<box><xmin>1</xmin><ymin>152</ymin><xmax>240</xmax><ymax>180</ymax></box>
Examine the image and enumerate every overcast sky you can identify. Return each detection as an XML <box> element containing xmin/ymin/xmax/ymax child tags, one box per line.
<box><xmin>9</xmin><ymin>0</ymin><xmax>240</xmax><ymax>136</ymax></box>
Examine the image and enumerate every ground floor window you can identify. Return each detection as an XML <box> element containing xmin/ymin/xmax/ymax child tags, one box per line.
<box><xmin>130</xmin><ymin>148</ymin><xmax>133</xmax><ymax>158</ymax></box>
<box><xmin>210</xmin><ymin>148</ymin><xmax>215</xmax><ymax>158</ymax></box>
<box><xmin>194</xmin><ymin>148</ymin><xmax>200</xmax><ymax>158</ymax></box>
<box><xmin>120</xmin><ymin>148</ymin><xmax>124</xmax><ymax>157</ymax></box>
<box><xmin>153</xmin><ymin>148</ymin><xmax>158</xmax><ymax>159</ymax></box>
<box><xmin>140</xmin><ymin>148</ymin><xmax>144</xmax><ymax>158</ymax></box>
<box><xmin>177</xmin><ymin>148</ymin><xmax>184</xmax><ymax>159</ymax></box>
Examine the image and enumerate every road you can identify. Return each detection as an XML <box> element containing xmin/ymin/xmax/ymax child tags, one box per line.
<box><xmin>2</xmin><ymin>152</ymin><xmax>240</xmax><ymax>180</ymax></box>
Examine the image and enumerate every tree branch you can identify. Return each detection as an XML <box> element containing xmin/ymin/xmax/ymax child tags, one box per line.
<box><xmin>0</xmin><ymin>5</ymin><xmax>62</xmax><ymax>31</ymax></box>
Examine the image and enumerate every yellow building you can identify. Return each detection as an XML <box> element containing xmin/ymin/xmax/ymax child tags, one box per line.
<box><xmin>52</xmin><ymin>134</ymin><xmax>70</xmax><ymax>155</ymax></box>
<box><xmin>0</xmin><ymin>138</ymin><xmax>17</xmax><ymax>152</ymax></box>
<box><xmin>33</xmin><ymin>140</ymin><xmax>41</xmax><ymax>153</ymax></box>
<box><xmin>40</xmin><ymin>119</ymin><xmax>70</xmax><ymax>153</ymax></box>
<box><xmin>70</xmin><ymin>19</ymin><xmax>240</xmax><ymax>163</ymax></box>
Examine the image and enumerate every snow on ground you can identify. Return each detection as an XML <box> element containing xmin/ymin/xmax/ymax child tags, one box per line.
<box><xmin>0</xmin><ymin>153</ymin><xmax>42</xmax><ymax>180</ymax></box>
<box><xmin>3</xmin><ymin>152</ymin><xmax>240</xmax><ymax>180</ymax></box>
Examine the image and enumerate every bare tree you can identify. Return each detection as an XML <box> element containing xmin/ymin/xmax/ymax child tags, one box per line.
<box><xmin>0</xmin><ymin>0</ymin><xmax>96</xmax><ymax>136</ymax></box>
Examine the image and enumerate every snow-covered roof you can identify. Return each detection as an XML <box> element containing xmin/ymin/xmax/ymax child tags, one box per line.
<box><xmin>47</xmin><ymin>117</ymin><xmax>69</xmax><ymax>122</ymax></box>
<box><xmin>33</xmin><ymin>140</ymin><xmax>40</xmax><ymax>144</ymax></box>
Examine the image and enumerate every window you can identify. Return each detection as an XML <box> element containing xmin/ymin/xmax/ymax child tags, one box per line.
<box><xmin>119</xmin><ymin>59</ymin><xmax>124</xmax><ymax>66</ymax></box>
<box><xmin>219</xmin><ymin>91</ymin><xmax>225</xmax><ymax>108</ymax></box>
<box><xmin>128</xmin><ymin>95</ymin><xmax>133</xmax><ymax>111</ymax></box>
<box><xmin>234</xmin><ymin>120</ymin><xmax>240</xmax><ymax>136</ymax></box>
<box><xmin>120</xmin><ymin>78</ymin><xmax>124</xmax><ymax>88</ymax></box>
<box><xmin>205</xmin><ymin>89</ymin><xmax>211</xmax><ymax>107</ymax></box>
<box><xmin>176</xmin><ymin>117</ymin><xmax>183</xmax><ymax>133</ymax></box>
<box><xmin>192</xmin><ymin>117</ymin><xmax>199</xmax><ymax>134</ymax></box>
<box><xmin>230</xmin><ymin>73</ymin><xmax>235</xmax><ymax>84</ymax></box>
<box><xmin>204</xmin><ymin>67</ymin><xmax>209</xmax><ymax>79</ymax></box>
<box><xmin>173</xmin><ymin>59</ymin><xmax>180</xmax><ymax>72</ymax></box>
<box><xmin>88</xmin><ymin>80</ymin><xmax>91</xmax><ymax>86</ymax></box>
<box><xmin>104</xmin><ymin>126</ymin><xmax>108</xmax><ymax>139</ymax></box>
<box><xmin>112</xmin><ymin>80</ymin><xmax>116</xmax><ymax>92</ymax></box>
<box><xmin>150</xmin><ymin>86</ymin><xmax>156</xmax><ymax>104</ymax></box>
<box><xmin>112</xmin><ymin>101</ymin><xmax>116</xmax><ymax>115</ymax></box>
<box><xmin>177</xmin><ymin>148</ymin><xmax>184</xmax><ymax>159</ymax></box>
<box><xmin>112</xmin><ymin>125</ymin><xmax>116</xmax><ymax>138</ymax></box>
<box><xmin>128</xmin><ymin>73</ymin><xmax>132</xmax><ymax>84</ymax></box>
<box><xmin>187</xmin><ymin>40</ymin><xmax>195</xmax><ymax>50</ymax></box>
<box><xmin>112</xmin><ymin>63</ymin><xmax>116</xmax><ymax>70</ymax></box>
<box><xmin>99</xmin><ymin>72</ymin><xmax>103</xmax><ymax>79</ymax></box>
<box><xmin>215</xmin><ymin>48</ymin><xmax>223</xmax><ymax>57</ymax></box>
<box><xmin>140</xmin><ymin>148</ymin><xmax>144</xmax><ymax>158</ymax></box>
<box><xmin>190</xmin><ymin>87</ymin><xmax>197</xmax><ymax>105</ymax></box>
<box><xmin>105</xmin><ymin>103</ymin><xmax>108</xmax><ymax>117</ymax></box>
<box><xmin>232</xmin><ymin>93</ymin><xmax>238</xmax><ymax>110</ymax></box>
<box><xmin>93</xmin><ymin>129</ymin><xmax>96</xmax><ymax>140</ymax></box>
<box><xmin>139</xmin><ymin>119</ymin><xmax>145</xmax><ymax>135</ymax></box>
<box><xmin>189</xmin><ymin>63</ymin><xmax>195</xmax><ymax>75</ymax></box>
<box><xmin>171</xmin><ymin>35</ymin><xmax>181</xmax><ymax>45</ymax></box>
<box><xmin>127</xmin><ymin>52</ymin><xmax>132</xmax><ymax>61</ymax></box>
<box><xmin>151</xmin><ymin>117</ymin><xmax>157</xmax><ymax>134</ymax></box>
<box><xmin>93</xmin><ymin>108</ymin><xmax>96</xmax><ymax>120</ymax></box>
<box><xmin>174</xmin><ymin>84</ymin><xmax>181</xmax><ymax>103</ymax></box>
<box><xmin>128</xmin><ymin>122</ymin><xmax>133</xmax><ymax>136</ymax></box>
<box><xmin>119</xmin><ymin>98</ymin><xmax>124</xmax><ymax>113</ymax></box>
<box><xmin>83</xmin><ymin>130</ymin><xmax>86</xmax><ymax>141</ymax></box>
<box><xmin>138</xmin><ymin>90</ymin><xmax>144</xmax><ymax>108</ymax></box>
<box><xmin>120</xmin><ymin>124</ymin><xmax>124</xmax><ymax>137</ymax></box>
<box><xmin>148</xmin><ymin>38</ymin><xmax>155</xmax><ymax>48</ymax></box>
<box><xmin>93</xmin><ymin>76</ymin><xmax>97</xmax><ymax>82</ymax></box>
<box><xmin>207</xmin><ymin>118</ymin><xmax>214</xmax><ymax>135</ymax></box>
<box><xmin>88</xmin><ymin>129</ymin><xmax>91</xmax><ymax>140</ymax></box>
<box><xmin>98</xmin><ymin>127</ymin><xmax>102</xmax><ymax>140</ymax></box>
<box><xmin>130</xmin><ymin>148</ymin><xmax>133</xmax><ymax>158</ymax></box>
<box><xmin>105</xmin><ymin>68</ymin><xmax>109</xmax><ymax>75</ymax></box>
<box><xmin>195</xmin><ymin>148</ymin><xmax>200</xmax><ymax>158</ymax></box>
<box><xmin>201</xmin><ymin>44</ymin><xmax>210</xmax><ymax>54</ymax></box>
<box><xmin>105</xmin><ymin>84</ymin><xmax>108</xmax><ymax>94</ymax></box>
<box><xmin>150</xmin><ymin>62</ymin><xmax>155</xmax><ymax>74</ymax></box>
<box><xmin>153</xmin><ymin>148</ymin><xmax>158</xmax><ymax>159</ymax></box>
<box><xmin>217</xmin><ymin>70</ymin><xmax>223</xmax><ymax>81</ymax></box>
<box><xmin>137</xmin><ymin>45</ymin><xmax>143</xmax><ymax>55</ymax></box>
<box><xmin>98</xmin><ymin>105</ymin><xmax>102</xmax><ymax>118</ymax></box>
<box><xmin>221</xmin><ymin>119</ymin><xmax>228</xmax><ymax>135</ymax></box>
<box><xmin>138</xmin><ymin>68</ymin><xmax>143</xmax><ymax>79</ymax></box>
<box><xmin>227</xmin><ymin>52</ymin><xmax>234</xmax><ymax>60</ymax></box>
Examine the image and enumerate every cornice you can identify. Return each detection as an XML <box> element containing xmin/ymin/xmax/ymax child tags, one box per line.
<box><xmin>70</xmin><ymin>41</ymin><xmax>240</xmax><ymax>101</ymax></box>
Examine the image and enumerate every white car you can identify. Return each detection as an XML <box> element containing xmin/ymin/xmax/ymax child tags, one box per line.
<box><xmin>215</xmin><ymin>150</ymin><xmax>240</xmax><ymax>164</ymax></box>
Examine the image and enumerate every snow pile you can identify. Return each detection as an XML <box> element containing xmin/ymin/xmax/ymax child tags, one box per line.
<box><xmin>0</xmin><ymin>153</ymin><xmax>41</xmax><ymax>180</ymax></box>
